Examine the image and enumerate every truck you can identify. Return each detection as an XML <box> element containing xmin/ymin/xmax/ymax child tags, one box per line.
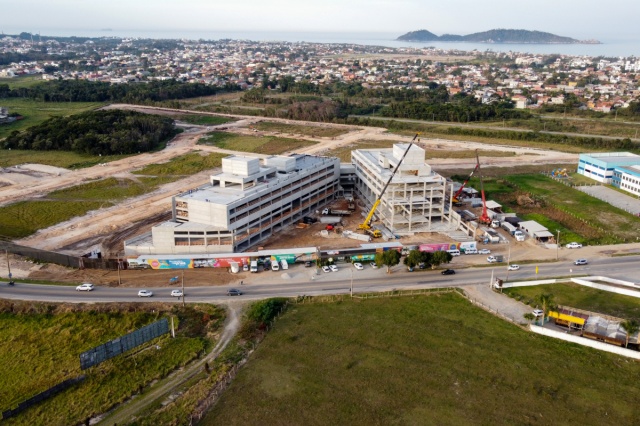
<box><xmin>365</xmin><ymin>228</ymin><xmax>382</xmax><ymax>238</ymax></box>
<box><xmin>514</xmin><ymin>230</ymin><xmax>526</xmax><ymax>241</ymax></box>
<box><xmin>280</xmin><ymin>259</ymin><xmax>289</xmax><ymax>270</ymax></box>
<box><xmin>322</xmin><ymin>208</ymin><xmax>351</xmax><ymax>216</ymax></box>
<box><xmin>491</xmin><ymin>219</ymin><xmax>500</xmax><ymax>228</ymax></box>
<box><xmin>250</xmin><ymin>260</ymin><xmax>258</xmax><ymax>273</ymax></box>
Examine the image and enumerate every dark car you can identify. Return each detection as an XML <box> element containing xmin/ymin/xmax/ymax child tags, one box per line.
<box><xmin>227</xmin><ymin>289</ymin><xmax>243</xmax><ymax>296</ymax></box>
<box><xmin>441</xmin><ymin>269</ymin><xmax>456</xmax><ymax>275</ymax></box>
<box><xmin>304</xmin><ymin>261</ymin><xmax>313</xmax><ymax>267</ymax></box>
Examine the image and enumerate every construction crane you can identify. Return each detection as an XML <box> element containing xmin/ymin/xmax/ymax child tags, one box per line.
<box><xmin>475</xmin><ymin>149</ymin><xmax>492</xmax><ymax>225</ymax></box>
<box><xmin>359</xmin><ymin>134</ymin><xmax>419</xmax><ymax>237</ymax></box>
<box><xmin>452</xmin><ymin>161</ymin><xmax>480</xmax><ymax>206</ymax></box>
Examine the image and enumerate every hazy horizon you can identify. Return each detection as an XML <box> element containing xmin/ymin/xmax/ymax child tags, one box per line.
<box><xmin>2</xmin><ymin>0</ymin><xmax>639</xmax><ymax>42</ymax></box>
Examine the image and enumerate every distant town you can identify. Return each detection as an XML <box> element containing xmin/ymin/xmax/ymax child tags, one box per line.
<box><xmin>1</xmin><ymin>33</ymin><xmax>639</xmax><ymax>114</ymax></box>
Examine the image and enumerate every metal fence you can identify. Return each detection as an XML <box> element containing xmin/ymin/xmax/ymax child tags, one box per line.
<box><xmin>80</xmin><ymin>318</ymin><xmax>170</xmax><ymax>370</ymax></box>
<box><xmin>0</xmin><ymin>241</ymin><xmax>119</xmax><ymax>270</ymax></box>
<box><xmin>2</xmin><ymin>375</ymin><xmax>86</xmax><ymax>420</ymax></box>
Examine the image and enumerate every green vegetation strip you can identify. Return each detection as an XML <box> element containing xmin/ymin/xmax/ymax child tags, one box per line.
<box><xmin>198</xmin><ymin>131</ymin><xmax>316</xmax><ymax>155</ymax></box>
<box><xmin>133</xmin><ymin>152</ymin><xmax>225</xmax><ymax>177</ymax></box>
<box><xmin>0</xmin><ymin>149</ymin><xmax>129</xmax><ymax>169</ymax></box>
<box><xmin>204</xmin><ymin>294</ymin><xmax>640</xmax><ymax>425</ymax></box>
<box><xmin>0</xmin><ymin>302</ymin><xmax>224</xmax><ymax>426</ymax></box>
<box><xmin>174</xmin><ymin>114</ymin><xmax>234</xmax><ymax>126</ymax></box>
<box><xmin>254</xmin><ymin>121</ymin><xmax>350</xmax><ymax>138</ymax></box>
<box><xmin>504</xmin><ymin>282</ymin><xmax>640</xmax><ymax>322</ymax></box>
<box><xmin>0</xmin><ymin>99</ymin><xmax>103</xmax><ymax>140</ymax></box>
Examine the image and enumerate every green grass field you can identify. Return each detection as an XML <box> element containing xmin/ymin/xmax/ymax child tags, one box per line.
<box><xmin>174</xmin><ymin>114</ymin><xmax>235</xmax><ymax>126</ymax></box>
<box><xmin>504</xmin><ymin>282</ymin><xmax>640</xmax><ymax>321</ymax></box>
<box><xmin>203</xmin><ymin>293</ymin><xmax>640</xmax><ymax>425</ymax></box>
<box><xmin>198</xmin><ymin>131</ymin><xmax>316</xmax><ymax>154</ymax></box>
<box><xmin>325</xmin><ymin>139</ymin><xmax>517</xmax><ymax>162</ymax></box>
<box><xmin>0</xmin><ymin>99</ymin><xmax>104</xmax><ymax>140</ymax></box>
<box><xmin>254</xmin><ymin>121</ymin><xmax>350</xmax><ymax>138</ymax></box>
<box><xmin>0</xmin><ymin>149</ymin><xmax>129</xmax><ymax>169</ymax></box>
<box><xmin>133</xmin><ymin>152</ymin><xmax>225</xmax><ymax>177</ymax></box>
<box><xmin>477</xmin><ymin>174</ymin><xmax>640</xmax><ymax>245</ymax></box>
<box><xmin>47</xmin><ymin>177</ymin><xmax>148</xmax><ymax>201</ymax></box>
<box><xmin>0</xmin><ymin>302</ymin><xmax>224</xmax><ymax>426</ymax></box>
<box><xmin>0</xmin><ymin>75</ymin><xmax>46</xmax><ymax>89</ymax></box>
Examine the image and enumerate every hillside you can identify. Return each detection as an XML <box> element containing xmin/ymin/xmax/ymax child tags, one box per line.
<box><xmin>397</xmin><ymin>28</ymin><xmax>600</xmax><ymax>44</ymax></box>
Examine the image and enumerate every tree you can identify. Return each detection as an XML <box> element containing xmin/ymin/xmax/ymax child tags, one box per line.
<box><xmin>375</xmin><ymin>250</ymin><xmax>401</xmax><ymax>274</ymax></box>
<box><xmin>523</xmin><ymin>313</ymin><xmax>535</xmax><ymax>325</ymax></box>
<box><xmin>620</xmin><ymin>320</ymin><xmax>639</xmax><ymax>348</ymax></box>
<box><xmin>535</xmin><ymin>293</ymin><xmax>556</xmax><ymax>325</ymax></box>
<box><xmin>404</xmin><ymin>249</ymin><xmax>423</xmax><ymax>269</ymax></box>
<box><xmin>431</xmin><ymin>251</ymin><xmax>453</xmax><ymax>269</ymax></box>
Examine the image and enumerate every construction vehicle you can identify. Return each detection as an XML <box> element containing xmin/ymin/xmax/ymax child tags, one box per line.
<box><xmin>452</xmin><ymin>162</ymin><xmax>480</xmax><ymax>205</ymax></box>
<box><xmin>358</xmin><ymin>134</ymin><xmax>419</xmax><ymax>238</ymax></box>
<box><xmin>475</xmin><ymin>150</ymin><xmax>492</xmax><ymax>225</ymax></box>
<box><xmin>322</xmin><ymin>208</ymin><xmax>351</xmax><ymax>216</ymax></box>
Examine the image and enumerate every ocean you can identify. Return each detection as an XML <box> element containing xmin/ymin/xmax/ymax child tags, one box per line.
<box><xmin>5</xmin><ymin>29</ymin><xmax>640</xmax><ymax>57</ymax></box>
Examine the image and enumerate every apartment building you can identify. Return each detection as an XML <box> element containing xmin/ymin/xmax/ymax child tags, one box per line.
<box><xmin>125</xmin><ymin>154</ymin><xmax>340</xmax><ymax>255</ymax></box>
<box><xmin>351</xmin><ymin>143</ymin><xmax>455</xmax><ymax>234</ymax></box>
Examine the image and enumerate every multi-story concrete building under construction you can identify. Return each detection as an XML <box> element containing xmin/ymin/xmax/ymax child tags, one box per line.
<box><xmin>125</xmin><ymin>154</ymin><xmax>340</xmax><ymax>254</ymax></box>
<box><xmin>351</xmin><ymin>143</ymin><xmax>460</xmax><ymax>235</ymax></box>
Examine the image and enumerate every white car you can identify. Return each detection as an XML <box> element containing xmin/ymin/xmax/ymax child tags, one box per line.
<box><xmin>242</xmin><ymin>264</ymin><xmax>249</xmax><ymax>272</ymax></box>
<box><xmin>170</xmin><ymin>289</ymin><xmax>184</xmax><ymax>297</ymax></box>
<box><xmin>533</xmin><ymin>309</ymin><xmax>544</xmax><ymax>317</ymax></box>
<box><xmin>322</xmin><ymin>266</ymin><xmax>331</xmax><ymax>273</ymax></box>
<box><xmin>478</xmin><ymin>249</ymin><xmax>491</xmax><ymax>255</ymax></box>
<box><xmin>329</xmin><ymin>265</ymin><xmax>339</xmax><ymax>272</ymax></box>
<box><xmin>507</xmin><ymin>264</ymin><xmax>520</xmax><ymax>271</ymax></box>
<box><xmin>487</xmin><ymin>256</ymin><xmax>498</xmax><ymax>263</ymax></box>
<box><xmin>138</xmin><ymin>289</ymin><xmax>153</xmax><ymax>297</ymax></box>
<box><xmin>566</xmin><ymin>242</ymin><xmax>582</xmax><ymax>249</ymax></box>
<box><xmin>76</xmin><ymin>283</ymin><xmax>94</xmax><ymax>291</ymax></box>
<box><xmin>353</xmin><ymin>262</ymin><xmax>364</xmax><ymax>270</ymax></box>
<box><xmin>370</xmin><ymin>262</ymin><xmax>378</xmax><ymax>269</ymax></box>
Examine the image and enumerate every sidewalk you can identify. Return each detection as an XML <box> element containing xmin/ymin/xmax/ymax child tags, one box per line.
<box><xmin>462</xmin><ymin>282</ymin><xmax>531</xmax><ymax>325</ymax></box>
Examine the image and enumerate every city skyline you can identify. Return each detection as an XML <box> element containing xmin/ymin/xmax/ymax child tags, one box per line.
<box><xmin>2</xmin><ymin>0</ymin><xmax>639</xmax><ymax>40</ymax></box>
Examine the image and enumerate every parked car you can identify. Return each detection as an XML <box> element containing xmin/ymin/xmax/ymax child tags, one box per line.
<box><xmin>507</xmin><ymin>264</ymin><xmax>520</xmax><ymax>271</ymax></box>
<box><xmin>478</xmin><ymin>249</ymin><xmax>491</xmax><ymax>255</ymax></box>
<box><xmin>353</xmin><ymin>262</ymin><xmax>364</xmax><ymax>270</ymax></box>
<box><xmin>138</xmin><ymin>290</ymin><xmax>153</xmax><ymax>297</ymax></box>
<box><xmin>441</xmin><ymin>269</ymin><xmax>455</xmax><ymax>275</ymax></box>
<box><xmin>329</xmin><ymin>265</ymin><xmax>339</xmax><ymax>272</ymax></box>
<box><xmin>574</xmin><ymin>258</ymin><xmax>588</xmax><ymax>265</ymax></box>
<box><xmin>75</xmin><ymin>283</ymin><xmax>94</xmax><ymax>291</ymax></box>
<box><xmin>487</xmin><ymin>256</ymin><xmax>498</xmax><ymax>263</ymax></box>
<box><xmin>566</xmin><ymin>242</ymin><xmax>582</xmax><ymax>249</ymax></box>
<box><xmin>304</xmin><ymin>261</ymin><xmax>313</xmax><ymax>267</ymax></box>
<box><xmin>227</xmin><ymin>289</ymin><xmax>243</xmax><ymax>296</ymax></box>
<box><xmin>370</xmin><ymin>262</ymin><xmax>378</xmax><ymax>269</ymax></box>
<box><xmin>533</xmin><ymin>309</ymin><xmax>544</xmax><ymax>317</ymax></box>
<box><xmin>170</xmin><ymin>289</ymin><xmax>183</xmax><ymax>297</ymax></box>
<box><xmin>322</xmin><ymin>266</ymin><xmax>331</xmax><ymax>273</ymax></box>
<box><xmin>464</xmin><ymin>248</ymin><xmax>477</xmax><ymax>255</ymax></box>
<box><xmin>242</xmin><ymin>264</ymin><xmax>249</xmax><ymax>272</ymax></box>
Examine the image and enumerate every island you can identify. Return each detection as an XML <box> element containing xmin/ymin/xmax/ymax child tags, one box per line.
<box><xmin>397</xmin><ymin>29</ymin><xmax>601</xmax><ymax>44</ymax></box>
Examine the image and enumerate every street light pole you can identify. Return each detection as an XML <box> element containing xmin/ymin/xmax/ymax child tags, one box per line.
<box><xmin>181</xmin><ymin>269</ymin><xmax>185</xmax><ymax>308</ymax></box>
<box><xmin>350</xmin><ymin>269</ymin><xmax>353</xmax><ymax>298</ymax></box>
<box><xmin>556</xmin><ymin>230</ymin><xmax>560</xmax><ymax>260</ymax></box>
<box><xmin>504</xmin><ymin>245</ymin><xmax>512</xmax><ymax>282</ymax></box>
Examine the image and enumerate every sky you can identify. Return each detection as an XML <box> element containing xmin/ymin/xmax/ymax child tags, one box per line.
<box><xmin>1</xmin><ymin>0</ymin><xmax>639</xmax><ymax>40</ymax></box>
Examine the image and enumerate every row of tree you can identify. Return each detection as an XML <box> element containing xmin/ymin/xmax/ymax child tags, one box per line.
<box><xmin>2</xmin><ymin>110</ymin><xmax>176</xmax><ymax>155</ymax></box>
<box><xmin>0</xmin><ymin>79</ymin><xmax>234</xmax><ymax>103</ymax></box>
<box><xmin>372</xmin><ymin>249</ymin><xmax>453</xmax><ymax>273</ymax></box>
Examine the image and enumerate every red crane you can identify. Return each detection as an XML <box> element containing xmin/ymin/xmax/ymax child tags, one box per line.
<box><xmin>475</xmin><ymin>149</ymin><xmax>491</xmax><ymax>225</ymax></box>
<box><xmin>452</xmin><ymin>162</ymin><xmax>480</xmax><ymax>205</ymax></box>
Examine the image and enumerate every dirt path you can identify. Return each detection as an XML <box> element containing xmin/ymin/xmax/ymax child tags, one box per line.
<box><xmin>98</xmin><ymin>303</ymin><xmax>242</xmax><ymax>426</ymax></box>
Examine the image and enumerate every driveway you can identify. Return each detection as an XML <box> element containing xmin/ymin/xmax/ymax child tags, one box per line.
<box><xmin>576</xmin><ymin>185</ymin><xmax>640</xmax><ymax>215</ymax></box>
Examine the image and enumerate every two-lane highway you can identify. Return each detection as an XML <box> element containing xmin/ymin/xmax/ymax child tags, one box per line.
<box><xmin>2</xmin><ymin>256</ymin><xmax>638</xmax><ymax>304</ymax></box>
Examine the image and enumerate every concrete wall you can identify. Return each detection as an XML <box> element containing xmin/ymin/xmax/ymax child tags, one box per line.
<box><xmin>530</xmin><ymin>325</ymin><xmax>640</xmax><ymax>360</ymax></box>
<box><xmin>571</xmin><ymin>277</ymin><xmax>640</xmax><ymax>298</ymax></box>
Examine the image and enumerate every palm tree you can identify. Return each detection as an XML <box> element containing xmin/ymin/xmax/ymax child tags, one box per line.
<box><xmin>536</xmin><ymin>293</ymin><xmax>556</xmax><ymax>325</ymax></box>
<box><xmin>620</xmin><ymin>320</ymin><xmax>640</xmax><ymax>348</ymax></box>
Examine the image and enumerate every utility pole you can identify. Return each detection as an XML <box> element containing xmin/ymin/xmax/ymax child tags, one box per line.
<box><xmin>5</xmin><ymin>250</ymin><xmax>11</xmax><ymax>283</ymax></box>
<box><xmin>504</xmin><ymin>245</ymin><xmax>512</xmax><ymax>282</ymax></box>
<box><xmin>350</xmin><ymin>269</ymin><xmax>353</xmax><ymax>298</ymax></box>
<box><xmin>556</xmin><ymin>230</ymin><xmax>561</xmax><ymax>260</ymax></box>
<box><xmin>117</xmin><ymin>256</ymin><xmax>122</xmax><ymax>286</ymax></box>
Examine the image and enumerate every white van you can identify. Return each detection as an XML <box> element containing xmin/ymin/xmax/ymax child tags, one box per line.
<box><xmin>280</xmin><ymin>259</ymin><xmax>289</xmax><ymax>270</ymax></box>
<box><xmin>464</xmin><ymin>248</ymin><xmax>477</xmax><ymax>255</ymax></box>
<box><xmin>250</xmin><ymin>260</ymin><xmax>258</xmax><ymax>273</ymax></box>
<box><xmin>271</xmin><ymin>261</ymin><xmax>280</xmax><ymax>271</ymax></box>
<box><xmin>447</xmin><ymin>249</ymin><xmax>461</xmax><ymax>256</ymax></box>
<box><xmin>514</xmin><ymin>231</ymin><xmax>525</xmax><ymax>242</ymax></box>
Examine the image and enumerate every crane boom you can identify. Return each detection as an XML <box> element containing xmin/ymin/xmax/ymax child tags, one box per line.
<box><xmin>475</xmin><ymin>149</ymin><xmax>491</xmax><ymax>225</ymax></box>
<box><xmin>452</xmin><ymin>162</ymin><xmax>479</xmax><ymax>204</ymax></box>
<box><xmin>359</xmin><ymin>134</ymin><xmax>419</xmax><ymax>232</ymax></box>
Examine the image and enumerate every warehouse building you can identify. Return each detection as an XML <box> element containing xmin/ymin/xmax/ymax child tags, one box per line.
<box><xmin>577</xmin><ymin>152</ymin><xmax>640</xmax><ymax>183</ymax></box>
<box><xmin>125</xmin><ymin>154</ymin><xmax>340</xmax><ymax>254</ymax></box>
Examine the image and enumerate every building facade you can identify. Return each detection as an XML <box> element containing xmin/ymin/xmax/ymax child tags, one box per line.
<box><xmin>351</xmin><ymin>143</ymin><xmax>455</xmax><ymax>234</ymax></box>
<box><xmin>577</xmin><ymin>152</ymin><xmax>640</xmax><ymax>183</ymax></box>
<box><xmin>126</xmin><ymin>154</ymin><xmax>340</xmax><ymax>255</ymax></box>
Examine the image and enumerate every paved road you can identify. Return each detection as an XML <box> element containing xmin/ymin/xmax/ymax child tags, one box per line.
<box><xmin>2</xmin><ymin>256</ymin><xmax>638</xmax><ymax>303</ymax></box>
